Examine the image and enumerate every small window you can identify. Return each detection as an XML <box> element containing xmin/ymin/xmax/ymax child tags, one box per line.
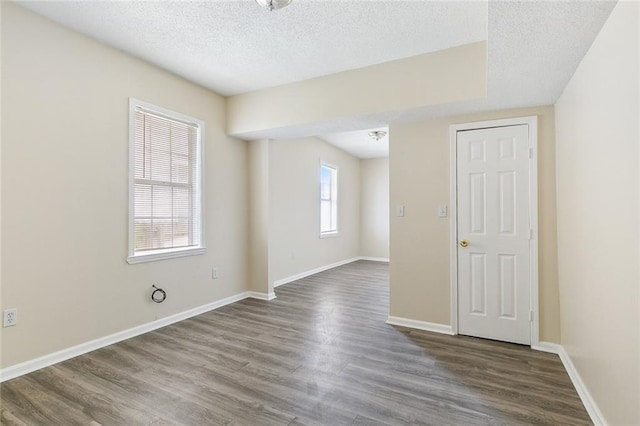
<box><xmin>320</xmin><ymin>162</ymin><xmax>338</xmax><ymax>236</ymax></box>
<box><xmin>127</xmin><ymin>99</ymin><xmax>205</xmax><ymax>264</ymax></box>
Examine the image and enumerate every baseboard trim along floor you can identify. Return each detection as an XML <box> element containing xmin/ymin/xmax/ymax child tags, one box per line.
<box><xmin>273</xmin><ymin>257</ymin><xmax>361</xmax><ymax>288</ymax></box>
<box><xmin>2</xmin><ymin>256</ymin><xmax>377</xmax><ymax>382</ymax></box>
<box><xmin>386</xmin><ymin>319</ymin><xmax>604</xmax><ymax>426</ymax></box>
<box><xmin>1</xmin><ymin>257</ymin><xmax>602</xmax><ymax>426</ymax></box>
<box><xmin>386</xmin><ymin>316</ymin><xmax>455</xmax><ymax>335</ymax></box>
<box><xmin>359</xmin><ymin>256</ymin><xmax>390</xmax><ymax>262</ymax></box>
<box><xmin>0</xmin><ymin>290</ymin><xmax>272</xmax><ymax>383</ymax></box>
<box><xmin>2</xmin><ymin>261</ymin><xmax>592</xmax><ymax>424</ymax></box>
<box><xmin>273</xmin><ymin>256</ymin><xmax>389</xmax><ymax>288</ymax></box>
<box><xmin>532</xmin><ymin>342</ymin><xmax>605</xmax><ymax>425</ymax></box>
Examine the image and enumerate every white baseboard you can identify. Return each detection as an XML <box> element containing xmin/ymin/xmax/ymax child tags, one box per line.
<box><xmin>273</xmin><ymin>257</ymin><xmax>361</xmax><ymax>287</ymax></box>
<box><xmin>359</xmin><ymin>256</ymin><xmax>390</xmax><ymax>262</ymax></box>
<box><xmin>0</xmin><ymin>291</ymin><xmax>261</xmax><ymax>383</ymax></box>
<box><xmin>531</xmin><ymin>342</ymin><xmax>606</xmax><ymax>425</ymax></box>
<box><xmin>0</xmin><ymin>287</ymin><xmax>607</xmax><ymax>426</ymax></box>
<box><xmin>531</xmin><ymin>341</ymin><xmax>562</xmax><ymax>354</ymax></box>
<box><xmin>1</xmin><ymin>256</ymin><xmax>384</xmax><ymax>382</ymax></box>
<box><xmin>245</xmin><ymin>291</ymin><xmax>276</xmax><ymax>301</ymax></box>
<box><xmin>272</xmin><ymin>256</ymin><xmax>390</xmax><ymax>288</ymax></box>
<box><xmin>386</xmin><ymin>316</ymin><xmax>454</xmax><ymax>335</ymax></box>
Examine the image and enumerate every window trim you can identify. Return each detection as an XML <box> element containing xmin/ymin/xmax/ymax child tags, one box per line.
<box><xmin>126</xmin><ymin>98</ymin><xmax>206</xmax><ymax>264</ymax></box>
<box><xmin>319</xmin><ymin>161</ymin><xmax>339</xmax><ymax>237</ymax></box>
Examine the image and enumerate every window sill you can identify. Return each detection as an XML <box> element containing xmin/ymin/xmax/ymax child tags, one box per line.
<box><xmin>127</xmin><ymin>247</ymin><xmax>206</xmax><ymax>264</ymax></box>
<box><xmin>319</xmin><ymin>232</ymin><xmax>339</xmax><ymax>239</ymax></box>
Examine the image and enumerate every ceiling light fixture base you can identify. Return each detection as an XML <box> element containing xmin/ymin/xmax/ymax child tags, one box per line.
<box><xmin>368</xmin><ymin>130</ymin><xmax>388</xmax><ymax>141</ymax></box>
<box><xmin>255</xmin><ymin>0</ymin><xmax>293</xmax><ymax>11</ymax></box>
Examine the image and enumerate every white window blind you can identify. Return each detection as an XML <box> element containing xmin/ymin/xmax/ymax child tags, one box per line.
<box><xmin>320</xmin><ymin>163</ymin><xmax>338</xmax><ymax>235</ymax></box>
<box><xmin>128</xmin><ymin>99</ymin><xmax>204</xmax><ymax>263</ymax></box>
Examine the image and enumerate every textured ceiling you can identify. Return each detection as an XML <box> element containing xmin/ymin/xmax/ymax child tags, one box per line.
<box><xmin>18</xmin><ymin>0</ymin><xmax>487</xmax><ymax>96</ymax></box>
<box><xmin>18</xmin><ymin>0</ymin><xmax>615</xmax><ymax>158</ymax></box>
<box><xmin>392</xmin><ymin>0</ymin><xmax>617</xmax><ymax>123</ymax></box>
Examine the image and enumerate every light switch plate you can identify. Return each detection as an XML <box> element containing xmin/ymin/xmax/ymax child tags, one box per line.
<box><xmin>438</xmin><ymin>205</ymin><xmax>448</xmax><ymax>217</ymax></box>
<box><xmin>396</xmin><ymin>205</ymin><xmax>405</xmax><ymax>217</ymax></box>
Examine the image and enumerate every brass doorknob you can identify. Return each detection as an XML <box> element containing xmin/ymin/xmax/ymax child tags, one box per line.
<box><xmin>460</xmin><ymin>240</ymin><xmax>469</xmax><ymax>248</ymax></box>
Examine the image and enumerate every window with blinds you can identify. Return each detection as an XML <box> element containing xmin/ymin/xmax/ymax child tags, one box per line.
<box><xmin>127</xmin><ymin>99</ymin><xmax>205</xmax><ymax>264</ymax></box>
<box><xmin>320</xmin><ymin>162</ymin><xmax>338</xmax><ymax>236</ymax></box>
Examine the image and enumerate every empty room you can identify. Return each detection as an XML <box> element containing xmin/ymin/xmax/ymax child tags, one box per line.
<box><xmin>0</xmin><ymin>1</ymin><xmax>638</xmax><ymax>425</ymax></box>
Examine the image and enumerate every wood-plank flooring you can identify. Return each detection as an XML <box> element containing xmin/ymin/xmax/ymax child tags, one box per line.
<box><xmin>0</xmin><ymin>261</ymin><xmax>591</xmax><ymax>425</ymax></box>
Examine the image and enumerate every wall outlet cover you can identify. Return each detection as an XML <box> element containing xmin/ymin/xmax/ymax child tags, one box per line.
<box><xmin>3</xmin><ymin>308</ymin><xmax>17</xmax><ymax>327</ymax></box>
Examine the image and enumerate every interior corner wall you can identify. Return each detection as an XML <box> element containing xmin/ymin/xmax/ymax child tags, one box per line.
<box><xmin>268</xmin><ymin>138</ymin><xmax>360</xmax><ymax>283</ymax></box>
<box><xmin>0</xmin><ymin>3</ymin><xmax>248</xmax><ymax>369</ymax></box>
<box><xmin>555</xmin><ymin>1</ymin><xmax>639</xmax><ymax>424</ymax></box>
<box><xmin>0</xmin><ymin>0</ymin><xmax>4</xmax><ymax>372</ymax></box>
<box><xmin>248</xmin><ymin>139</ymin><xmax>270</xmax><ymax>295</ymax></box>
<box><xmin>360</xmin><ymin>158</ymin><xmax>389</xmax><ymax>259</ymax></box>
<box><xmin>389</xmin><ymin>105</ymin><xmax>560</xmax><ymax>342</ymax></box>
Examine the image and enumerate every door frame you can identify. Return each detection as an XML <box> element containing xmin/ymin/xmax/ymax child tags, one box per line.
<box><xmin>449</xmin><ymin>116</ymin><xmax>539</xmax><ymax>347</ymax></box>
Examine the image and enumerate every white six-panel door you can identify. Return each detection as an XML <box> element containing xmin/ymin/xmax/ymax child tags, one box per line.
<box><xmin>456</xmin><ymin>124</ymin><xmax>531</xmax><ymax>345</ymax></box>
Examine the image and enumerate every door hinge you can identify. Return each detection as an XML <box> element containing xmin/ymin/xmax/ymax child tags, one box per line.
<box><xmin>529</xmin><ymin>229</ymin><xmax>533</xmax><ymax>240</ymax></box>
<box><xmin>529</xmin><ymin>310</ymin><xmax>534</xmax><ymax>322</ymax></box>
<box><xmin>528</xmin><ymin>147</ymin><xmax>533</xmax><ymax>158</ymax></box>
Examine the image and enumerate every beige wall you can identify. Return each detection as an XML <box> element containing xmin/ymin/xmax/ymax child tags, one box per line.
<box><xmin>0</xmin><ymin>3</ymin><xmax>248</xmax><ymax>368</ymax></box>
<box><xmin>227</xmin><ymin>42</ymin><xmax>486</xmax><ymax>139</ymax></box>
<box><xmin>268</xmin><ymin>138</ymin><xmax>360</xmax><ymax>283</ymax></box>
<box><xmin>248</xmin><ymin>140</ymin><xmax>270</xmax><ymax>295</ymax></box>
<box><xmin>360</xmin><ymin>158</ymin><xmax>389</xmax><ymax>259</ymax></box>
<box><xmin>389</xmin><ymin>105</ymin><xmax>560</xmax><ymax>343</ymax></box>
<box><xmin>555</xmin><ymin>2</ymin><xmax>639</xmax><ymax>424</ymax></box>
<box><xmin>0</xmin><ymin>0</ymin><xmax>4</xmax><ymax>372</ymax></box>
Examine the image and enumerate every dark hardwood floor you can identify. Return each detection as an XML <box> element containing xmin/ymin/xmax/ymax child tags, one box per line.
<box><xmin>0</xmin><ymin>261</ymin><xmax>591</xmax><ymax>425</ymax></box>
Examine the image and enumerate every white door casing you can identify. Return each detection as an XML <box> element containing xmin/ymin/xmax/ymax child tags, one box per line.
<box><xmin>450</xmin><ymin>117</ymin><xmax>538</xmax><ymax>346</ymax></box>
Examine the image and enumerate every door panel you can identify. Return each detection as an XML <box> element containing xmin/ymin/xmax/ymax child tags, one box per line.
<box><xmin>498</xmin><ymin>171</ymin><xmax>516</xmax><ymax>235</ymax></box>
<box><xmin>469</xmin><ymin>173</ymin><xmax>486</xmax><ymax>234</ymax></box>
<box><xmin>457</xmin><ymin>124</ymin><xmax>531</xmax><ymax>345</ymax></box>
<box><xmin>470</xmin><ymin>253</ymin><xmax>486</xmax><ymax>315</ymax></box>
<box><xmin>498</xmin><ymin>254</ymin><xmax>516</xmax><ymax>318</ymax></box>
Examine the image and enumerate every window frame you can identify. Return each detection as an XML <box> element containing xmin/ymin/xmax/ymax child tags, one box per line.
<box><xmin>319</xmin><ymin>161</ymin><xmax>339</xmax><ymax>238</ymax></box>
<box><xmin>127</xmin><ymin>98</ymin><xmax>206</xmax><ymax>264</ymax></box>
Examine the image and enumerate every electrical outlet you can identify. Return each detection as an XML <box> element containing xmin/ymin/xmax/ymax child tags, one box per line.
<box><xmin>212</xmin><ymin>268</ymin><xmax>218</xmax><ymax>279</ymax></box>
<box><xmin>3</xmin><ymin>309</ymin><xmax>17</xmax><ymax>327</ymax></box>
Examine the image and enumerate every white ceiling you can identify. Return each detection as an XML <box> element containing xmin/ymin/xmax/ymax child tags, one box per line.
<box><xmin>18</xmin><ymin>0</ymin><xmax>488</xmax><ymax>96</ymax></box>
<box><xmin>18</xmin><ymin>0</ymin><xmax>615</xmax><ymax>158</ymax></box>
<box><xmin>321</xmin><ymin>127</ymin><xmax>389</xmax><ymax>159</ymax></box>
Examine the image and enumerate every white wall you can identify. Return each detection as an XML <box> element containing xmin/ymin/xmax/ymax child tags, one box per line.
<box><xmin>555</xmin><ymin>2</ymin><xmax>639</xmax><ymax>424</ymax></box>
<box><xmin>268</xmin><ymin>138</ymin><xmax>360</xmax><ymax>283</ymax></box>
<box><xmin>0</xmin><ymin>3</ymin><xmax>248</xmax><ymax>369</ymax></box>
<box><xmin>360</xmin><ymin>158</ymin><xmax>389</xmax><ymax>259</ymax></box>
